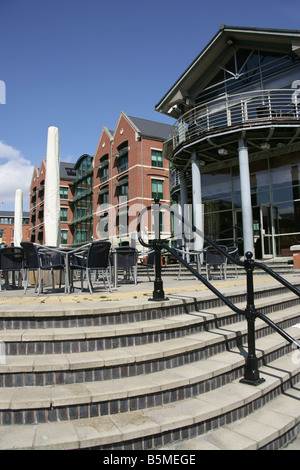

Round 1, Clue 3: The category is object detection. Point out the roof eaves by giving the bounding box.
[155,25,300,114]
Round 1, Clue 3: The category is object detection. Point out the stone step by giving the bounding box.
[1,278,299,326]
[1,277,300,449]
[1,290,299,356]
[1,320,300,427]
[137,259,295,278]
[0,351,299,450]
[1,294,300,386]
[161,373,300,450]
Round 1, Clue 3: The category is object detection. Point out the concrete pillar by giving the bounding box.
[177,170,188,248]
[238,138,254,255]
[191,151,204,252]
[180,170,188,208]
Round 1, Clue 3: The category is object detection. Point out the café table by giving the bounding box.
[37,243,91,294]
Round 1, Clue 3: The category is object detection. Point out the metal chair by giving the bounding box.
[69,241,112,294]
[176,248,202,280]
[21,242,65,294]
[205,245,228,280]
[0,247,25,291]
[142,249,155,281]
[113,247,138,285]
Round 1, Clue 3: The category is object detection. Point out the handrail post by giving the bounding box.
[149,199,168,302]
[149,239,168,301]
[240,252,265,386]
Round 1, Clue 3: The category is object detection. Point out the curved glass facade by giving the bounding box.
[202,150,300,257]
[71,154,93,245]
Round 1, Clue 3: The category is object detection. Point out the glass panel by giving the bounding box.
[60,187,69,199]
[76,230,87,244]
[204,210,234,242]
[201,168,231,184]
[251,191,270,205]
[204,198,232,212]
[271,166,294,188]
[261,205,273,256]
[119,184,128,196]
[60,208,68,221]
[152,179,164,199]
[152,150,163,167]
[276,234,300,256]
[61,230,68,244]
[274,201,300,233]
[250,172,269,192]
[202,179,231,199]
[272,187,295,203]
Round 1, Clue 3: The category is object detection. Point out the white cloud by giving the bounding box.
[0,141,34,211]
[62,154,75,163]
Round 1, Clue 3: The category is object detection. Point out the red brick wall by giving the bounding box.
[92,113,170,244]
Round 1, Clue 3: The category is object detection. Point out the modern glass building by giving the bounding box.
[70,154,94,245]
[155,26,300,258]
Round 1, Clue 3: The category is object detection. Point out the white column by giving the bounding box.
[177,170,188,248]
[180,170,188,208]
[44,126,61,247]
[238,138,254,255]
[14,189,23,247]
[191,151,203,252]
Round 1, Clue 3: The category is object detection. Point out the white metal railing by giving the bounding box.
[172,89,300,149]
[170,169,193,192]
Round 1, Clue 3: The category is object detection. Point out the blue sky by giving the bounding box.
[0,0,300,210]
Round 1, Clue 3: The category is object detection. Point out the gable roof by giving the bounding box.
[60,161,76,180]
[0,210,30,218]
[155,25,300,118]
[127,115,173,140]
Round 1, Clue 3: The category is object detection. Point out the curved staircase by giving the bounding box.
[1,275,300,450]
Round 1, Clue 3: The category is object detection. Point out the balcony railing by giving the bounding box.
[172,89,300,149]
[170,169,192,192]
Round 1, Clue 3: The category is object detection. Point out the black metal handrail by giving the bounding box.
[137,200,300,386]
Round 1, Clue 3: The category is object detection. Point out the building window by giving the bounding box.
[0,217,14,225]
[100,155,109,182]
[152,211,164,232]
[76,230,87,244]
[76,208,87,219]
[60,187,69,199]
[61,230,68,245]
[118,182,128,204]
[116,207,129,238]
[117,143,128,174]
[60,207,68,222]
[152,179,164,200]
[100,193,109,206]
[152,150,163,167]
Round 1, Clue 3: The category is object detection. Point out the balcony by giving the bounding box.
[171,89,300,157]
[170,169,192,193]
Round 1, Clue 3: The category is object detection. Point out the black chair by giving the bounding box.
[21,242,65,294]
[69,241,112,294]
[176,247,202,280]
[142,250,155,281]
[0,247,25,291]
[205,246,228,280]
[113,247,138,285]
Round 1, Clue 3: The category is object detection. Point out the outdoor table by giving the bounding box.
[38,244,91,293]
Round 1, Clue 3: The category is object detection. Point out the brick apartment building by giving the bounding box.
[93,112,173,248]
[0,210,30,247]
[29,159,76,245]
[27,112,173,247]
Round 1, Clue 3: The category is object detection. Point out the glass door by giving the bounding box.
[260,204,274,258]
[234,205,275,259]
